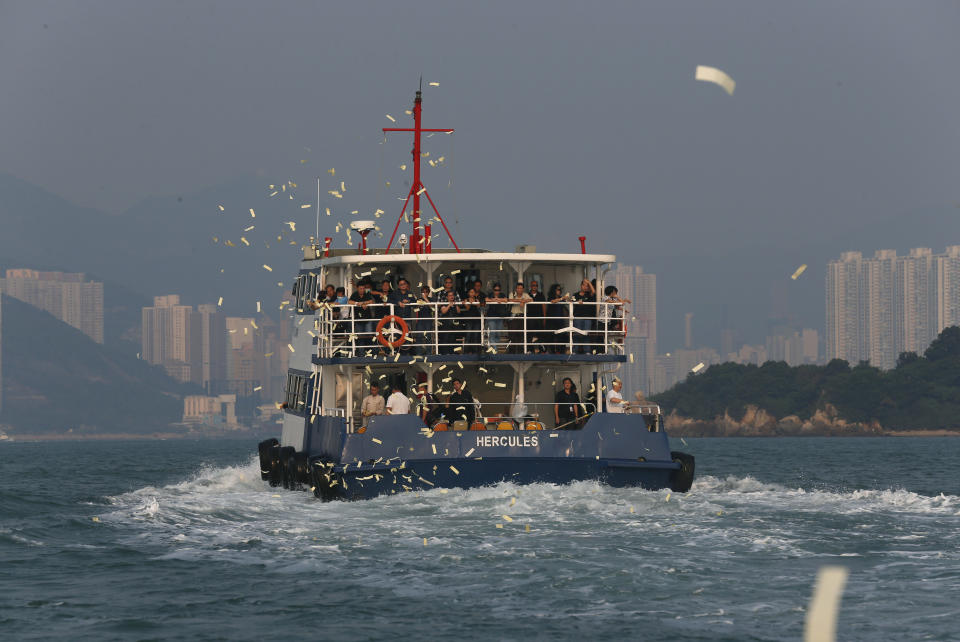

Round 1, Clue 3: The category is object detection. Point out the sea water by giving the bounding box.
[0,437,957,640]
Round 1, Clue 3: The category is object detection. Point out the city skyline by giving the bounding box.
[826,246,960,369]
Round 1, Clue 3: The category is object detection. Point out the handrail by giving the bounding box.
[314,300,627,359]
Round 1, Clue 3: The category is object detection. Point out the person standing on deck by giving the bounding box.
[446,378,475,424]
[508,282,533,352]
[572,279,596,354]
[554,377,580,429]
[417,383,440,424]
[486,283,508,350]
[386,386,411,415]
[605,379,628,413]
[360,383,385,428]
[349,282,375,344]
[528,280,547,352]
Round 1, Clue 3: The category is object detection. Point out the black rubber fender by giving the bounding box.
[310,458,338,502]
[278,446,296,489]
[258,438,279,481]
[670,451,695,493]
[291,452,311,486]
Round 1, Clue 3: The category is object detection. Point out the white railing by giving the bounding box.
[314,301,627,358]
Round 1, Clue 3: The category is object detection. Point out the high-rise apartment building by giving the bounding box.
[826,251,862,364]
[142,296,225,386]
[933,246,960,336]
[862,249,896,369]
[614,265,656,397]
[195,304,226,393]
[0,269,103,343]
[827,247,955,368]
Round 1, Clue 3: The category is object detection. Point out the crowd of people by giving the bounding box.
[356,376,642,431]
[312,276,631,354]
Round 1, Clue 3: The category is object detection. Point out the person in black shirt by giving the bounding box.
[349,282,375,344]
[572,279,596,354]
[486,283,507,350]
[438,290,462,353]
[446,378,476,424]
[435,276,459,303]
[370,279,391,320]
[460,287,482,353]
[546,283,569,353]
[554,377,581,429]
[528,280,547,352]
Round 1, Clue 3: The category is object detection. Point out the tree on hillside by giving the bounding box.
[924,326,960,361]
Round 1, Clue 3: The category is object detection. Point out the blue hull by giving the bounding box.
[329,456,676,500]
[264,413,694,500]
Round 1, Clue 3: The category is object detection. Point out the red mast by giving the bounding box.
[383,82,459,253]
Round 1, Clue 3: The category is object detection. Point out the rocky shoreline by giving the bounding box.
[662,403,959,437]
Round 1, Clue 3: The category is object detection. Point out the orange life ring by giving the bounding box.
[375,315,409,348]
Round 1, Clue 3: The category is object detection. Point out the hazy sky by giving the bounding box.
[2,0,959,349]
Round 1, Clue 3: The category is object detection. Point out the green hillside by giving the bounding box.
[652,327,960,431]
[1,294,198,434]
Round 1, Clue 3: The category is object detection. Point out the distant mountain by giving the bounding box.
[4,172,960,354]
[0,294,200,434]
[0,173,304,320]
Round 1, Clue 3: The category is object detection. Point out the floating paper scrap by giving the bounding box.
[244,225,254,231]
[691,362,705,373]
[287,222,296,231]
[386,114,396,122]
[249,208,256,217]
[217,204,224,211]
[253,385,262,391]
[256,301,261,312]
[791,264,808,280]
[805,566,849,642]
[217,296,223,306]
[287,343,295,352]
[263,265,273,272]
[428,81,439,87]
[449,465,460,475]
[495,523,503,529]
[502,515,513,522]
[328,168,335,176]
[694,65,736,96]
[372,438,382,444]
[423,538,428,546]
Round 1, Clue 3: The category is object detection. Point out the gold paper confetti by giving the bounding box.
[502,515,513,522]
[694,65,736,96]
[386,114,396,122]
[429,81,439,87]
[791,264,808,280]
[217,204,224,211]
[249,208,256,217]
[805,566,849,642]
[449,465,460,475]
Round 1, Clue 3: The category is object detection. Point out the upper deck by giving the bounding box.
[290,248,628,365]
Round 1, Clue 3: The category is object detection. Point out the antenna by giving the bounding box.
[316,177,321,242]
[382,85,460,254]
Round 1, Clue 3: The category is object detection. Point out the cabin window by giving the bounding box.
[284,372,310,413]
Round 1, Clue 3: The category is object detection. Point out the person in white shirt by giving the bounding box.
[386,386,411,415]
[606,379,628,413]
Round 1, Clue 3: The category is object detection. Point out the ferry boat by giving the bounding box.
[257,87,694,500]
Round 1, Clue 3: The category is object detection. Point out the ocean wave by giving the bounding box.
[690,475,958,516]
